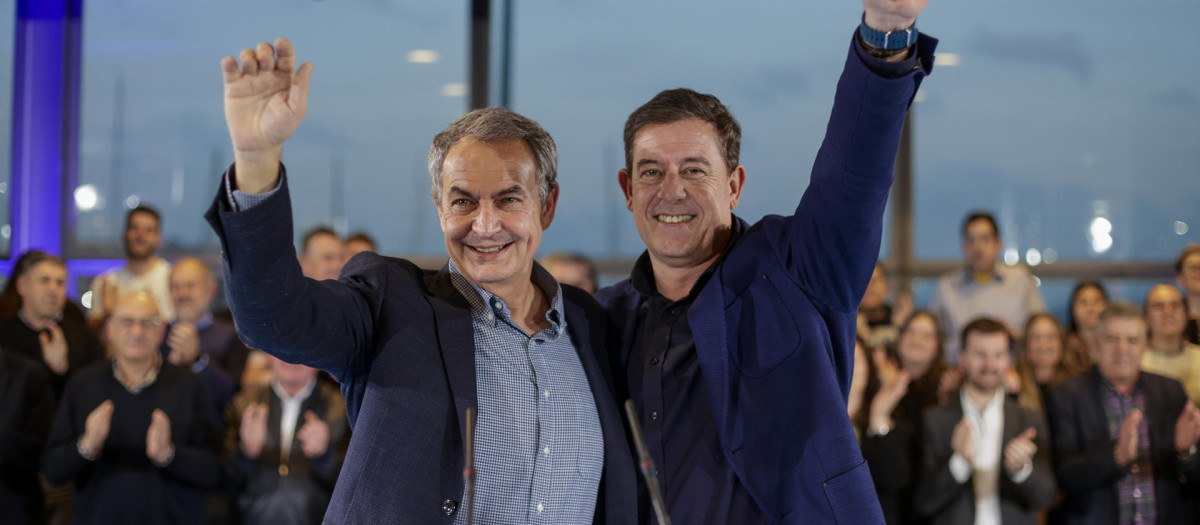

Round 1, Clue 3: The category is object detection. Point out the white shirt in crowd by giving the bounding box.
[89,258,174,321]
[949,388,1033,525]
[272,377,317,460]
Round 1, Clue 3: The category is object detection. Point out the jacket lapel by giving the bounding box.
[427,267,478,441]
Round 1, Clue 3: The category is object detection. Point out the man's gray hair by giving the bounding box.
[1097,301,1145,331]
[427,107,557,205]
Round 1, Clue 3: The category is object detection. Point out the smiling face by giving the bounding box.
[620,118,745,272]
[961,331,1011,393]
[1095,316,1147,387]
[437,136,556,293]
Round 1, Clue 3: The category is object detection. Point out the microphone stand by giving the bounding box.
[624,400,672,525]
[463,407,477,525]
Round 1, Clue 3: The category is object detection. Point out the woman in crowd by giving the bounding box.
[1064,280,1107,373]
[1015,312,1077,414]
[860,311,949,525]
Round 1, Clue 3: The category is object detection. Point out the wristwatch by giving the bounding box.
[858,13,918,50]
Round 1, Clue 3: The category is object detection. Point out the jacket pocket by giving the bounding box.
[822,460,884,524]
[726,272,802,377]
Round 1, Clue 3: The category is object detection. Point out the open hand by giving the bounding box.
[1175,403,1200,457]
[80,400,114,458]
[951,418,976,464]
[166,322,201,367]
[220,38,313,193]
[239,402,269,458]
[1114,409,1142,467]
[1003,427,1037,476]
[297,410,331,458]
[146,409,174,465]
[39,322,69,375]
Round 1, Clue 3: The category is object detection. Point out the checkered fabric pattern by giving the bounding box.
[1102,380,1157,525]
[449,260,604,524]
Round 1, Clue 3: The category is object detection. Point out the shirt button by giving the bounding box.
[442,499,457,516]
[650,411,659,420]
[1133,488,1141,498]
[543,446,550,456]
[543,390,550,398]
[651,357,660,365]
[537,503,545,513]
[486,313,494,321]
[1131,464,1140,474]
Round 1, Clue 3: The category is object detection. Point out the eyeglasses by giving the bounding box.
[113,317,163,330]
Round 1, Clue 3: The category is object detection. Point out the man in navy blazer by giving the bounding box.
[206,40,635,523]
[594,1,935,522]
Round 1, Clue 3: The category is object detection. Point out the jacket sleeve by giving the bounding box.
[0,363,54,474]
[1044,383,1122,496]
[40,378,93,485]
[912,410,972,519]
[775,34,934,316]
[158,375,220,489]
[204,169,380,383]
[1004,410,1057,510]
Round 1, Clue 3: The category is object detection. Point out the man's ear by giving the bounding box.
[540,182,560,230]
[727,164,747,210]
[618,169,634,211]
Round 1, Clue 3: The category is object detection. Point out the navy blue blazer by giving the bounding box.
[204,179,636,524]
[596,36,934,524]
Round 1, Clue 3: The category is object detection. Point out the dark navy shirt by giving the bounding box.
[625,219,768,524]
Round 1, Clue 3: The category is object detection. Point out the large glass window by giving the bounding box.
[503,1,882,259]
[0,0,15,258]
[74,1,467,258]
[914,2,1200,264]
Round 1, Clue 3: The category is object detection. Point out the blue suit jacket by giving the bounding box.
[596,37,934,524]
[204,179,637,524]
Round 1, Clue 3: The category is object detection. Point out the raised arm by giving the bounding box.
[207,40,379,380]
[781,0,933,313]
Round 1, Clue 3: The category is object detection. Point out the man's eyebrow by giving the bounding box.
[635,159,661,168]
[681,157,712,166]
[495,185,526,198]
[447,186,476,199]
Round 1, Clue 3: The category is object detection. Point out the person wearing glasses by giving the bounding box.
[42,292,220,525]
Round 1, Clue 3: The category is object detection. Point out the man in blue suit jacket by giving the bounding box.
[206,40,635,523]
[594,1,935,523]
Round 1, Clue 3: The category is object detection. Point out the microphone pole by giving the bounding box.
[463,407,477,525]
[624,400,671,525]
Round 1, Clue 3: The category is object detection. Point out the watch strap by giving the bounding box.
[859,13,918,50]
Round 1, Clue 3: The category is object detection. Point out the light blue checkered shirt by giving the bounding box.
[447,260,604,524]
[228,172,605,522]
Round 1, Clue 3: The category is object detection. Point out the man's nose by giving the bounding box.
[661,171,687,201]
[472,202,502,235]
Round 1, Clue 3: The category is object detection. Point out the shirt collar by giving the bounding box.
[17,310,62,332]
[112,354,163,394]
[630,214,747,301]
[447,259,566,332]
[193,314,214,331]
[272,377,318,404]
[961,265,1004,285]
[960,387,1005,419]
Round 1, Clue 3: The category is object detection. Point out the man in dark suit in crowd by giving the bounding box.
[224,354,348,525]
[41,292,220,525]
[594,0,934,522]
[1047,301,1200,525]
[0,251,105,397]
[163,257,250,418]
[0,348,55,525]
[205,39,635,523]
[914,318,1055,524]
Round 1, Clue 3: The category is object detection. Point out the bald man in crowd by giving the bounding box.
[42,292,220,525]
